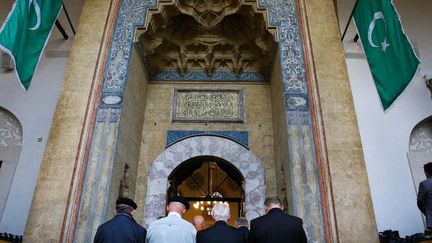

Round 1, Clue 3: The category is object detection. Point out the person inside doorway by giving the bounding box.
[193,215,206,231]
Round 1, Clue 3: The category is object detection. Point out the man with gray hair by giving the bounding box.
[248,196,307,243]
[196,203,246,243]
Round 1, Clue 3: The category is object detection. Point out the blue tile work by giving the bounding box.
[96,0,157,123]
[152,71,267,81]
[257,0,310,114]
[166,130,249,148]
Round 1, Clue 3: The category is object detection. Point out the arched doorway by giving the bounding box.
[168,156,244,226]
[409,116,432,199]
[143,135,265,227]
[0,107,22,220]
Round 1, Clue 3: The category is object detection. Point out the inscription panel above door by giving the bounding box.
[171,89,245,123]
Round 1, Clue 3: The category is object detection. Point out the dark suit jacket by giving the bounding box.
[197,221,246,243]
[418,178,432,228]
[94,213,147,243]
[248,208,307,243]
[238,226,249,241]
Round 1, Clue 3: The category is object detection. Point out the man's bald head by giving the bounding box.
[192,215,205,231]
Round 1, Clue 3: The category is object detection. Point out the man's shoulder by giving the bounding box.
[97,215,121,229]
[96,219,111,232]
[197,226,213,235]
[285,214,303,224]
[250,214,267,225]
[251,211,303,225]
[148,217,168,228]
[198,223,238,237]
[421,178,432,184]
[97,214,141,231]
[149,215,194,229]
[131,219,146,231]
[420,179,432,189]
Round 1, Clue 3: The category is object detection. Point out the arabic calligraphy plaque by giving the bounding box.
[172,89,245,123]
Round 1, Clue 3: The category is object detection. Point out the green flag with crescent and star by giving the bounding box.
[353,0,420,110]
[0,0,63,90]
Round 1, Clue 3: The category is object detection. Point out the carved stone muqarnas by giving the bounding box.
[136,0,277,79]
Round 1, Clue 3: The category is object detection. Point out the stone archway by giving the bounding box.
[0,107,23,220]
[408,116,432,199]
[143,135,265,226]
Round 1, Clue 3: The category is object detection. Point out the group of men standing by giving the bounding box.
[94,196,307,243]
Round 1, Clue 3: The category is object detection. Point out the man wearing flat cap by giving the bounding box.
[146,196,197,243]
[94,197,146,243]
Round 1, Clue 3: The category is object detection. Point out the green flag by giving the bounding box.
[353,0,420,110]
[0,0,63,90]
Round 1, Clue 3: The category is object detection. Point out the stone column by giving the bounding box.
[23,0,113,242]
[301,0,379,241]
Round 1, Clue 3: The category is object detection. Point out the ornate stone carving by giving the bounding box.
[0,108,22,146]
[136,1,276,79]
[175,0,241,29]
[410,118,432,153]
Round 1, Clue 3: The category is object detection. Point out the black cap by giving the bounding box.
[116,197,137,209]
[168,196,190,210]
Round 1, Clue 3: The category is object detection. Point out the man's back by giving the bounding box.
[248,208,307,243]
[196,221,246,243]
[238,226,249,241]
[94,213,146,243]
[146,213,196,243]
[418,178,432,226]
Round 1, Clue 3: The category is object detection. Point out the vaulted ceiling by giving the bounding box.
[136,0,277,80]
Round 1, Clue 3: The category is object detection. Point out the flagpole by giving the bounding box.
[341,0,358,41]
[62,1,76,35]
[55,20,69,40]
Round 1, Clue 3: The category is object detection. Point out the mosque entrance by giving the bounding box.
[143,135,266,227]
[168,156,244,226]
[68,0,330,240]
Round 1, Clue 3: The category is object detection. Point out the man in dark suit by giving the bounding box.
[235,217,249,241]
[248,197,307,243]
[94,197,147,243]
[197,204,246,243]
[418,162,432,238]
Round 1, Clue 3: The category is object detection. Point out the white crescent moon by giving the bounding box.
[28,0,41,31]
[368,11,385,48]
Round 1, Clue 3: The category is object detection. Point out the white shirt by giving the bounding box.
[146,213,196,243]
